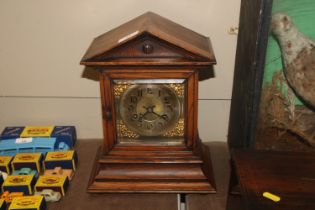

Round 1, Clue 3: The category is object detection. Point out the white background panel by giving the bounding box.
[198,100,231,141]
[0,98,231,142]
[0,0,240,98]
[0,0,240,141]
[0,97,103,139]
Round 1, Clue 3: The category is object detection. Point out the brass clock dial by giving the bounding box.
[119,84,181,136]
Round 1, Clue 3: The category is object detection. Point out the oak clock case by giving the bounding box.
[80,12,217,193]
[115,79,185,144]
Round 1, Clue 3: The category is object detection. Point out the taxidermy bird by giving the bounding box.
[271,13,315,108]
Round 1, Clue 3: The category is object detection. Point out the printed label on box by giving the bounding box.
[15,138,33,144]
[1,126,76,148]
[9,196,44,210]
[14,153,41,162]
[44,150,77,170]
[20,126,54,137]
[35,175,69,196]
[7,176,29,185]
[3,175,35,195]
[12,153,42,172]
[46,151,74,161]
[0,127,24,140]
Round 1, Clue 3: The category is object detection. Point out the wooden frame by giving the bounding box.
[100,69,197,151]
[228,0,273,149]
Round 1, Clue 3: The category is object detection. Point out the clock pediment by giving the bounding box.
[80,12,216,66]
[82,33,208,63]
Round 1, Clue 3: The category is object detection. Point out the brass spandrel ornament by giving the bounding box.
[168,83,185,97]
[116,120,139,138]
[117,82,184,140]
[113,83,131,98]
[163,118,185,137]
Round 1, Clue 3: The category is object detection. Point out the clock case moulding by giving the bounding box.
[80,12,217,193]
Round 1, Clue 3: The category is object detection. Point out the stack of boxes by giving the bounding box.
[0,126,77,210]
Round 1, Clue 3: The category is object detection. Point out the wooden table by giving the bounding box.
[231,150,315,210]
[46,140,235,210]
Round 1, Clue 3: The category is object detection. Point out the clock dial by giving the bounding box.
[119,84,181,136]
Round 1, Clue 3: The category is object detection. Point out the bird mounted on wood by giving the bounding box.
[271,13,315,109]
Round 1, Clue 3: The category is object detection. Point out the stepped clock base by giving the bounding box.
[87,142,216,193]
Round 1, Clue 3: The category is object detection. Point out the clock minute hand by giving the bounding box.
[151,110,169,121]
[143,105,168,121]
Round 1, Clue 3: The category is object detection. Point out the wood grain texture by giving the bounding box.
[187,142,239,210]
[88,144,216,193]
[95,164,206,180]
[81,12,216,63]
[228,0,273,149]
[46,140,241,210]
[232,149,315,210]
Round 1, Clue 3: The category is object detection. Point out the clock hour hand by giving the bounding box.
[141,106,149,116]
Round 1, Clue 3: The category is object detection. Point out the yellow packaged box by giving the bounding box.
[12,153,42,172]
[2,175,35,195]
[20,126,54,137]
[0,156,13,174]
[35,175,69,196]
[44,150,77,171]
[0,199,6,210]
[9,196,46,210]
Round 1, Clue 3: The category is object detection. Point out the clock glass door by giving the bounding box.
[113,79,186,145]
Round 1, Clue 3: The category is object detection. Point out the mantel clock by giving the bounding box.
[81,12,217,193]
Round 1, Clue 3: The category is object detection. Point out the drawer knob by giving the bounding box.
[142,44,154,54]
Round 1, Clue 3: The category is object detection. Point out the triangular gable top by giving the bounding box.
[81,12,216,66]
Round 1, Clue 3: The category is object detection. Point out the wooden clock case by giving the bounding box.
[81,12,217,193]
